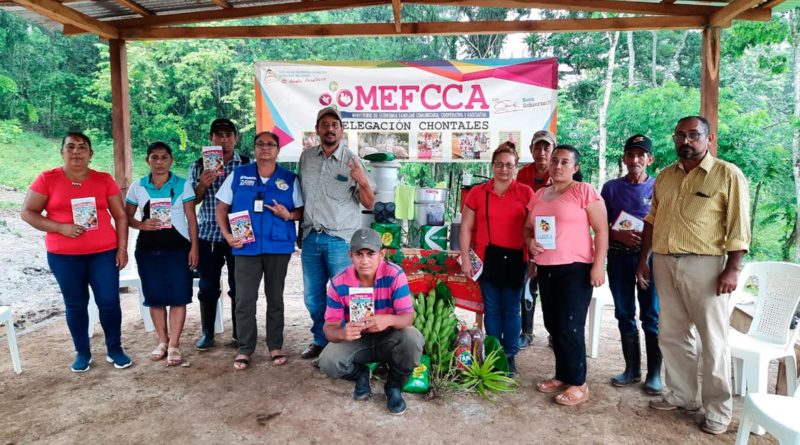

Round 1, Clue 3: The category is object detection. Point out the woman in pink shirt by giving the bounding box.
[524,144,608,406]
[21,132,131,372]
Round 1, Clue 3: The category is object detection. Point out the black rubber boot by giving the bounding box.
[611,332,641,386]
[643,333,663,395]
[385,368,408,415]
[195,300,216,351]
[351,365,372,401]
[519,290,535,349]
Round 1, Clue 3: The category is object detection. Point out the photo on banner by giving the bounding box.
[254,59,558,162]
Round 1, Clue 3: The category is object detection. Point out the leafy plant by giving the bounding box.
[455,349,517,399]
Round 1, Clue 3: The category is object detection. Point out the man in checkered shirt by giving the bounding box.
[188,118,250,351]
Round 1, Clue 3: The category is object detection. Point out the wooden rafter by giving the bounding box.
[709,0,766,26]
[392,0,402,32]
[57,0,770,35]
[118,15,709,40]
[10,0,119,38]
[758,0,785,9]
[115,0,153,16]
[210,0,232,8]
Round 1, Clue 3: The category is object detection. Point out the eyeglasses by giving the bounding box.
[672,131,706,142]
[493,161,517,170]
[255,142,279,149]
[64,144,90,152]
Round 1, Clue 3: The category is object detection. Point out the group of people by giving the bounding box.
[20,110,750,426]
[458,115,750,435]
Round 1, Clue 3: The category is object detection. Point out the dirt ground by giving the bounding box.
[0,189,779,445]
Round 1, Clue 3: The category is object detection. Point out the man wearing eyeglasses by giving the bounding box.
[636,116,750,435]
[297,106,376,361]
[189,118,251,351]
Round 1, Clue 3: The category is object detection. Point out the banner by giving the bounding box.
[255,59,558,162]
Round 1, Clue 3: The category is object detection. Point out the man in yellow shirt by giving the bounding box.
[636,116,750,435]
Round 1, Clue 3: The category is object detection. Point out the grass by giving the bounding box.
[0,130,190,191]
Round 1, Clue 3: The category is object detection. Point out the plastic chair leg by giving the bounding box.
[5,316,21,374]
[137,283,155,332]
[744,359,770,435]
[785,354,798,397]
[734,399,753,445]
[587,296,601,358]
[214,297,224,334]
[87,291,99,338]
[733,357,745,396]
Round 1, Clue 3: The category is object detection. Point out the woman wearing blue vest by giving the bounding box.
[125,141,199,367]
[216,131,304,370]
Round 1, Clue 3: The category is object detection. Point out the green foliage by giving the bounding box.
[454,349,518,399]
[0,119,22,144]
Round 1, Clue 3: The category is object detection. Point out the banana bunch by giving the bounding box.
[413,287,458,371]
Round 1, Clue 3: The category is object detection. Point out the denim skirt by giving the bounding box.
[135,249,193,307]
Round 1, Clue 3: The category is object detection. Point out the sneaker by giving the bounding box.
[700,419,727,435]
[106,349,133,369]
[300,343,324,360]
[649,398,699,412]
[518,334,532,350]
[385,387,406,415]
[70,354,92,373]
[353,368,372,401]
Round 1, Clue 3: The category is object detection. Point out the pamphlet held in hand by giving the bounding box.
[202,145,224,177]
[150,197,172,229]
[535,216,556,250]
[228,210,255,244]
[456,249,484,281]
[349,287,374,323]
[612,210,644,232]
[71,197,98,231]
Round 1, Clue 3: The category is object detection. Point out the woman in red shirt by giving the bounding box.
[460,142,533,377]
[21,132,132,372]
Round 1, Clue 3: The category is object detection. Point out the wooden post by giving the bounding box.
[109,39,132,189]
[700,26,720,156]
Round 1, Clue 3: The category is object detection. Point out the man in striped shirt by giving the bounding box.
[319,228,423,415]
[636,116,750,435]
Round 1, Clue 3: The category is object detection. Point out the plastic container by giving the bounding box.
[415,188,448,203]
[449,222,461,250]
[414,202,445,226]
[370,160,401,193]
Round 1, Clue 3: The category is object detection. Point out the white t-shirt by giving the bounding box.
[125,174,195,240]
[216,174,304,208]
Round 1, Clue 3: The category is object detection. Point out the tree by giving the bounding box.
[597,31,620,186]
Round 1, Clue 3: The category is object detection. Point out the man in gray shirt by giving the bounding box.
[298,106,375,360]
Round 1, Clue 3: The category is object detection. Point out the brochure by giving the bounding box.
[202,145,224,177]
[456,248,484,281]
[228,210,255,244]
[70,197,98,231]
[150,197,172,229]
[348,287,374,323]
[535,216,556,250]
[612,210,644,232]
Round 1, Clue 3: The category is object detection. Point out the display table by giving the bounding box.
[386,248,483,313]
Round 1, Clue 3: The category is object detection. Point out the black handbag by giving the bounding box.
[480,190,526,288]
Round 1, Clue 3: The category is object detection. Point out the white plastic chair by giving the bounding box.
[731,262,800,399]
[587,281,615,359]
[735,376,800,445]
[0,306,22,374]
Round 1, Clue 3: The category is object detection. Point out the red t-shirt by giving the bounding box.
[30,167,121,255]
[516,163,551,192]
[464,179,533,261]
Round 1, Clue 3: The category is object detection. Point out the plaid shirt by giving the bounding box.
[188,152,248,242]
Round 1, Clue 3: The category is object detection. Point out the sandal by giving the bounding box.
[554,383,590,406]
[150,343,168,361]
[233,355,251,370]
[270,350,287,366]
[537,378,566,393]
[166,347,182,367]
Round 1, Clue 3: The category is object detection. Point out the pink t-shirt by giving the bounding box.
[527,181,601,266]
[29,167,121,255]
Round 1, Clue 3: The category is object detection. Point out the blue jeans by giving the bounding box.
[301,231,351,347]
[478,280,522,358]
[47,249,122,356]
[607,251,659,336]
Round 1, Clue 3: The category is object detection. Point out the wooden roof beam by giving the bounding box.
[210,0,233,8]
[405,0,770,21]
[114,0,153,16]
[10,0,119,38]
[709,0,767,26]
[392,0,402,32]
[119,15,709,40]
